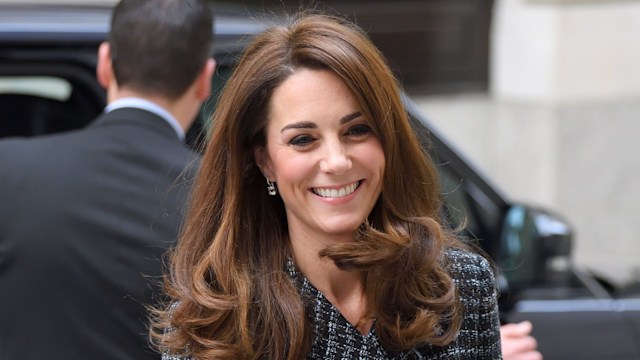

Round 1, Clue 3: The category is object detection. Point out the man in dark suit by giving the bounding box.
[0,0,215,359]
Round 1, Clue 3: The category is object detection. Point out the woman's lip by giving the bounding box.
[311,180,362,198]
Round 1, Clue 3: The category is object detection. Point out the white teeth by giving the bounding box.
[313,182,359,198]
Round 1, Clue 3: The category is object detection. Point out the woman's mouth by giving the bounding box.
[312,181,361,198]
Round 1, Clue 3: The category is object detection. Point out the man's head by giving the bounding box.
[104,0,214,100]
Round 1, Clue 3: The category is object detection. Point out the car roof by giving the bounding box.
[0,1,266,54]
[0,0,118,5]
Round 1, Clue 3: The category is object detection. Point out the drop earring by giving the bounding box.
[266,179,277,196]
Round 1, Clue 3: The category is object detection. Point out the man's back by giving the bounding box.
[0,0,214,357]
[0,108,198,359]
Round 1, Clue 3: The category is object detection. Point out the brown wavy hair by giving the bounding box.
[151,12,463,360]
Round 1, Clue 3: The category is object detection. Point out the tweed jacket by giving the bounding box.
[163,248,502,359]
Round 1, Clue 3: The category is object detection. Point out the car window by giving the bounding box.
[0,76,77,137]
[0,64,104,139]
[0,76,72,101]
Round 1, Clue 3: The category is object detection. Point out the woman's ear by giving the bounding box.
[254,146,274,180]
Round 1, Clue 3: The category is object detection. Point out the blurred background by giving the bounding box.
[239,0,640,289]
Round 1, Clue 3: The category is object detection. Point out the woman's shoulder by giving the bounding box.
[444,247,494,275]
[444,247,497,307]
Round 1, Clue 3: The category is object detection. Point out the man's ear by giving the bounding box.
[254,146,274,181]
[196,58,216,101]
[96,42,113,90]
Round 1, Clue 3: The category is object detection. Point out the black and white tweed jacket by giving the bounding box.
[163,248,502,360]
[286,248,502,360]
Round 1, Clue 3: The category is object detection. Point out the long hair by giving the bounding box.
[151,13,463,359]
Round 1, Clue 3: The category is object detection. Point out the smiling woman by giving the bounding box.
[151,12,502,360]
[256,68,386,248]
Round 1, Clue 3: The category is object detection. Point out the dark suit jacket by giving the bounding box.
[0,108,200,360]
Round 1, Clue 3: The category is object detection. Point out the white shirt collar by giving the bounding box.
[104,97,185,141]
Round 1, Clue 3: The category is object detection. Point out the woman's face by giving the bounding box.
[256,68,385,242]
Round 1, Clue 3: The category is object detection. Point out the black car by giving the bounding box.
[1,2,639,358]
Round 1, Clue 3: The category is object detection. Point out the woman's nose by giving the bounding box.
[319,143,352,174]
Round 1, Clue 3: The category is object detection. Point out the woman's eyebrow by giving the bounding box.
[280,121,316,133]
[280,112,363,133]
[340,111,362,125]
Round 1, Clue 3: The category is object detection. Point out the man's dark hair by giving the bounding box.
[110,0,214,100]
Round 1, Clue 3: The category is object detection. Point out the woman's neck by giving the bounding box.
[288,231,372,334]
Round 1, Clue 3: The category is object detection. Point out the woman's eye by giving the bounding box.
[288,134,315,147]
[346,124,371,137]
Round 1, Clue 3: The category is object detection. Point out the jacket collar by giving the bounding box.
[90,107,182,142]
